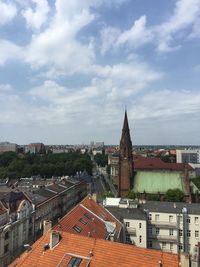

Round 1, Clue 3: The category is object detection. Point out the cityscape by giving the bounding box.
[1,1,200,267]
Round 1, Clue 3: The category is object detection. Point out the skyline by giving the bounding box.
[1,0,200,145]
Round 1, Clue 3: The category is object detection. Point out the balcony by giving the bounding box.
[149,234,177,243]
[127,227,136,236]
[149,220,177,229]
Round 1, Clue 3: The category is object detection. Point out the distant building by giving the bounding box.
[0,142,17,153]
[25,143,45,154]
[177,149,200,164]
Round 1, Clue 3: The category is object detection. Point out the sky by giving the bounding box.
[0,0,200,145]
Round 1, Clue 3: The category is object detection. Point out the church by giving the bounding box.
[115,111,197,200]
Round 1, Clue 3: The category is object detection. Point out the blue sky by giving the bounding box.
[0,0,200,145]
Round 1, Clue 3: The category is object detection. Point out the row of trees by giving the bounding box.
[0,152,93,179]
[126,188,185,202]
[94,152,108,167]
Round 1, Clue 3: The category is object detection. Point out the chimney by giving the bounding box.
[180,253,190,267]
[173,203,176,209]
[43,220,52,235]
[50,231,61,249]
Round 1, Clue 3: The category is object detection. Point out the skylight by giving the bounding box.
[73,225,82,233]
[67,257,82,267]
[84,212,92,220]
[79,218,87,225]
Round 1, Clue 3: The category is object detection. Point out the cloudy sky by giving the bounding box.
[0,0,200,145]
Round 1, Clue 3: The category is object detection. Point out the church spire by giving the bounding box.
[118,110,134,197]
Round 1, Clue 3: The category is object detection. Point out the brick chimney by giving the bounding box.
[43,220,52,235]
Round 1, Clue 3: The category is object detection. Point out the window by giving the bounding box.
[73,225,82,233]
[139,223,142,229]
[125,222,130,227]
[179,243,183,250]
[169,215,173,222]
[149,227,152,234]
[156,228,160,235]
[126,235,131,243]
[4,244,9,254]
[4,232,9,240]
[179,229,183,237]
[139,235,142,243]
[67,257,82,267]
[149,214,152,220]
[155,214,159,221]
[170,243,173,250]
[187,230,191,237]
[79,218,87,225]
[162,242,166,249]
[195,231,199,238]
[148,241,152,248]
[169,229,174,236]
[178,215,183,223]
[187,216,190,223]
[195,217,199,224]
[84,213,92,220]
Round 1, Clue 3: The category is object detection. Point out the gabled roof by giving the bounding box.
[134,157,194,171]
[53,195,121,239]
[10,231,179,267]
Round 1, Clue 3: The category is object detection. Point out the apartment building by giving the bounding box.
[176,149,200,164]
[0,178,87,267]
[104,198,200,266]
[0,192,34,267]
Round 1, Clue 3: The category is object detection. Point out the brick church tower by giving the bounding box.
[118,111,134,197]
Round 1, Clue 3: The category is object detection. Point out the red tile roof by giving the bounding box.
[10,231,179,267]
[134,157,194,171]
[53,195,121,239]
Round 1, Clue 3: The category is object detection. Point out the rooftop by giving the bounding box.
[10,231,179,267]
[53,195,122,239]
[134,157,194,171]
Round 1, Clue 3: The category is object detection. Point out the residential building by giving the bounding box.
[25,143,46,154]
[176,149,200,164]
[9,230,180,267]
[0,142,17,153]
[0,178,87,267]
[104,197,200,265]
[0,192,34,267]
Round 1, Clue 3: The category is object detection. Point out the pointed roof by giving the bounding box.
[122,110,129,132]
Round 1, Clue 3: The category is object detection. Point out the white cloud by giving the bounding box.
[0,40,23,65]
[0,1,17,25]
[22,0,50,30]
[101,0,200,53]
[116,16,152,48]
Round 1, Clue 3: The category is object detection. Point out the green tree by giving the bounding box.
[164,189,184,202]
[125,191,137,199]
[103,191,114,198]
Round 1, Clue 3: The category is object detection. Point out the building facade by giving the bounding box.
[104,198,200,266]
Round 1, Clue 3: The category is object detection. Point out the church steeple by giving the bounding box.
[118,110,134,197]
[120,110,133,159]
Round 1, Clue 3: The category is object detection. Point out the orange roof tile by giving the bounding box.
[53,195,121,239]
[10,231,179,267]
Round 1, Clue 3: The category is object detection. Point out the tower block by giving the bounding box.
[118,111,134,197]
